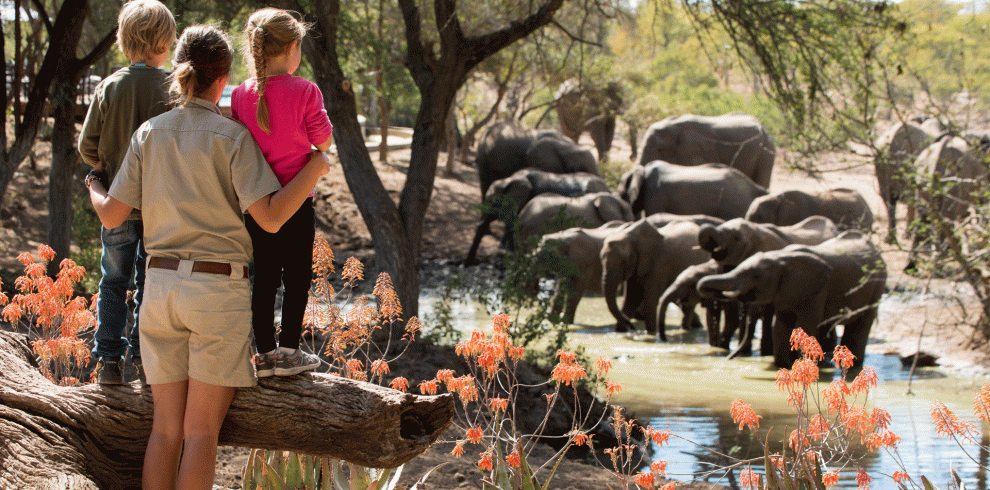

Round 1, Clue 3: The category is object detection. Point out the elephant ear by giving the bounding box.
[636,225,663,279]
[776,252,832,310]
[594,194,629,223]
[617,167,644,215]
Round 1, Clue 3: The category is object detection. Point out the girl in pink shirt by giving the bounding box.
[231,8,333,377]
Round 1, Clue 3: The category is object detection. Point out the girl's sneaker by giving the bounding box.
[273,348,322,376]
[254,352,277,378]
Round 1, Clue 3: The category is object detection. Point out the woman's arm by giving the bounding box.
[247,150,330,233]
[88,178,134,229]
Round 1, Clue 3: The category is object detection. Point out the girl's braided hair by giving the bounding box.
[243,8,308,133]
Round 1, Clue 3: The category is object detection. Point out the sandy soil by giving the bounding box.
[2,129,989,490]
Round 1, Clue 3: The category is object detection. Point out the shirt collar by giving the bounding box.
[186,97,222,115]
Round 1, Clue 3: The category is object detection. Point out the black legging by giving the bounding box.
[245,198,314,353]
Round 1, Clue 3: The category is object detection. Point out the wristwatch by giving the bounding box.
[85,168,108,189]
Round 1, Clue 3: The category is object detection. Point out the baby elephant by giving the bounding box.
[745,188,873,231]
[697,230,887,368]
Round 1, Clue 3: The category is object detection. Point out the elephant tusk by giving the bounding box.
[722,291,741,299]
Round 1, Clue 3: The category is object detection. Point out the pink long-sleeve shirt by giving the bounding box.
[231,74,333,187]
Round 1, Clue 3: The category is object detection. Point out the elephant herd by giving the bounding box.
[468,113,888,368]
[872,117,990,268]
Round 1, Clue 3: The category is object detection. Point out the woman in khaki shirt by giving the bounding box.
[87,25,329,490]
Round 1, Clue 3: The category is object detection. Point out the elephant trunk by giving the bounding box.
[656,287,675,342]
[603,265,633,333]
[697,274,738,300]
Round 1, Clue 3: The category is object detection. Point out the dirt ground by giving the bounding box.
[2,129,989,489]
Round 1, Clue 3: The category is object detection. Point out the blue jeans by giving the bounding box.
[94,220,146,360]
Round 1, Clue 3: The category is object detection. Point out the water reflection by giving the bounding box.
[417,290,989,490]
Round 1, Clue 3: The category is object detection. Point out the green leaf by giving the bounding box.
[350,463,371,490]
[284,452,304,488]
[258,450,288,490]
[370,467,392,490]
[243,448,259,489]
[921,475,938,490]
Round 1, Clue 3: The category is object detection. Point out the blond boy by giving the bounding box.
[78,0,175,385]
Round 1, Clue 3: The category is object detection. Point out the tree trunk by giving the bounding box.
[47,80,81,277]
[0,330,454,490]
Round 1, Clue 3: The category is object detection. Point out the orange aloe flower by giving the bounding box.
[606,380,623,395]
[833,345,856,371]
[892,471,909,484]
[790,358,819,387]
[730,399,761,431]
[371,359,389,376]
[341,256,364,283]
[865,430,901,451]
[466,426,484,444]
[650,460,668,477]
[808,414,831,441]
[850,367,878,395]
[659,483,676,490]
[572,428,589,446]
[436,369,455,385]
[489,397,508,412]
[932,401,978,441]
[477,452,493,471]
[822,470,839,488]
[856,468,872,489]
[556,349,577,364]
[740,467,758,490]
[551,360,586,386]
[418,379,438,395]
[450,442,465,458]
[506,450,520,468]
[507,345,525,360]
[491,313,510,333]
[974,382,990,422]
[596,357,612,376]
[390,376,409,392]
[634,471,656,488]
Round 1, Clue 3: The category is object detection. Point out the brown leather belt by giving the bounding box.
[148,257,248,277]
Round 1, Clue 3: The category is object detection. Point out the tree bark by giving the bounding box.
[0,330,454,490]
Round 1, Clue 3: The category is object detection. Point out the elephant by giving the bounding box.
[601,219,711,334]
[635,113,777,189]
[656,259,719,342]
[907,135,989,270]
[475,121,599,198]
[555,79,624,162]
[697,230,887,368]
[696,216,840,357]
[617,161,768,220]
[535,221,631,324]
[464,169,610,264]
[516,192,634,250]
[874,117,944,241]
[744,188,874,231]
[645,213,725,230]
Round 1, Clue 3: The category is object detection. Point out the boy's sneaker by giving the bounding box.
[132,357,147,385]
[96,356,124,385]
[273,349,322,376]
[254,352,277,378]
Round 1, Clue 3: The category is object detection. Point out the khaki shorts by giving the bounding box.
[140,261,256,387]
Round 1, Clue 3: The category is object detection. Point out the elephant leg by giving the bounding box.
[465,215,497,265]
[759,307,775,356]
[772,310,798,369]
[705,300,723,347]
[563,288,583,325]
[622,282,645,320]
[841,309,877,367]
[718,302,743,350]
[727,306,757,360]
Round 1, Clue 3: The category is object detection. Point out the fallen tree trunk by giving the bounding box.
[0,330,454,490]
